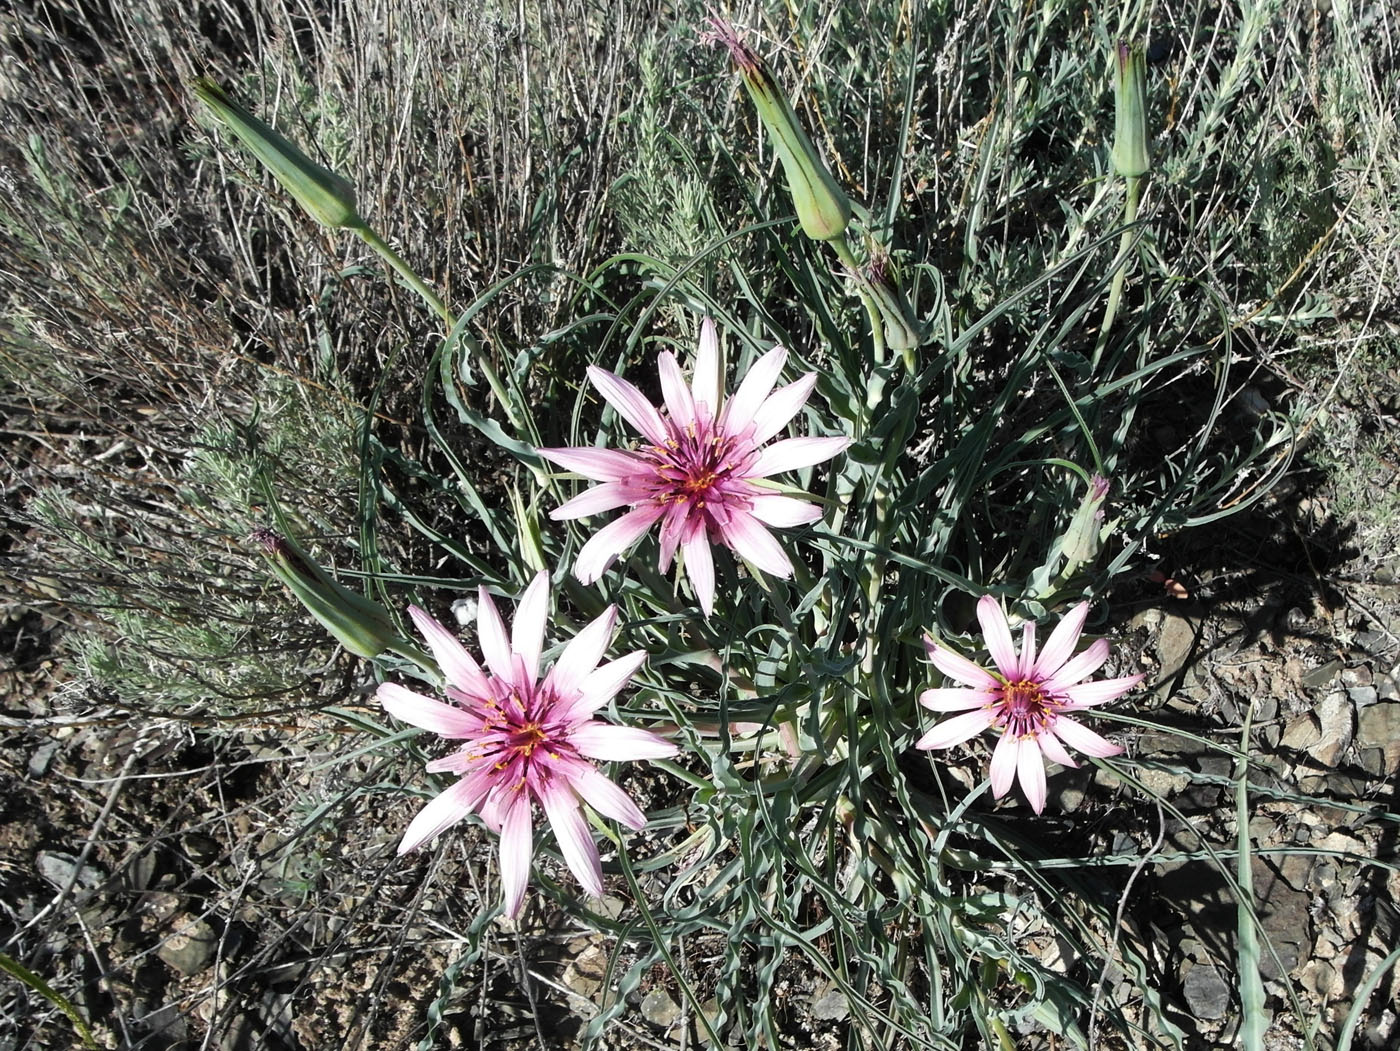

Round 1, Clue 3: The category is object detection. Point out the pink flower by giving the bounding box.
[538,318,851,614]
[378,572,678,917]
[916,596,1142,813]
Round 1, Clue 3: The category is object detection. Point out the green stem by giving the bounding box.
[355,223,520,428]
[1092,175,1142,370]
[354,223,454,329]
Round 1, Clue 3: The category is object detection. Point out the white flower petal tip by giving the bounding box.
[536,318,847,613]
[916,600,1140,812]
[379,580,673,917]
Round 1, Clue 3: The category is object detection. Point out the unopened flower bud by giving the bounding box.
[1060,474,1112,567]
[706,17,852,241]
[194,78,364,229]
[252,527,398,658]
[861,255,921,360]
[1112,42,1151,179]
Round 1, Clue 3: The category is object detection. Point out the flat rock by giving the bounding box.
[639,988,680,1029]
[1307,692,1353,767]
[1181,963,1231,1019]
[156,914,218,976]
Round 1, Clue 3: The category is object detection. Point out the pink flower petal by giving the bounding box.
[396,770,494,854]
[989,733,1020,798]
[682,528,716,614]
[477,586,514,680]
[552,482,644,521]
[1058,673,1143,708]
[720,345,787,436]
[1043,638,1111,691]
[924,639,1001,689]
[567,650,649,719]
[407,606,490,696]
[976,596,1020,680]
[1036,730,1077,769]
[748,435,851,478]
[537,445,646,482]
[918,687,994,712]
[511,572,551,685]
[586,365,669,446]
[548,605,617,697]
[748,493,823,528]
[379,682,480,738]
[1051,716,1123,757]
[1031,602,1090,679]
[541,784,604,899]
[570,723,678,761]
[498,792,534,918]
[750,373,818,445]
[1018,621,1037,679]
[657,350,697,428]
[573,504,666,584]
[567,763,647,830]
[1017,738,1048,813]
[915,707,995,750]
[691,318,722,416]
[719,513,794,577]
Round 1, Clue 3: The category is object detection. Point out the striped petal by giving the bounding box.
[915,707,995,750]
[570,723,678,761]
[511,572,551,684]
[976,596,1020,679]
[682,528,716,615]
[1051,716,1124,758]
[751,373,818,445]
[498,792,534,918]
[541,786,603,899]
[1031,602,1090,679]
[658,350,697,428]
[477,586,514,680]
[573,504,665,584]
[587,365,668,446]
[719,514,794,577]
[924,639,1000,689]
[748,493,822,528]
[748,435,851,478]
[548,605,617,697]
[691,318,722,416]
[408,606,490,697]
[538,445,646,482]
[551,481,643,521]
[721,345,787,436]
[379,682,480,737]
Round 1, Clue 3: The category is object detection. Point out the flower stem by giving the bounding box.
[1092,174,1142,370]
[354,223,454,329]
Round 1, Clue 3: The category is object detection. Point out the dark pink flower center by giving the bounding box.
[647,421,750,510]
[998,680,1053,738]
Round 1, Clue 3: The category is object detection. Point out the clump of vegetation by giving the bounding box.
[3,1,1399,1049]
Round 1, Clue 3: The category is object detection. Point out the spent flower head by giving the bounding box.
[538,318,850,615]
[378,572,678,917]
[916,596,1142,813]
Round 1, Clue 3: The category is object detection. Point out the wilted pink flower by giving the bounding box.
[539,318,851,614]
[378,572,677,917]
[916,596,1142,813]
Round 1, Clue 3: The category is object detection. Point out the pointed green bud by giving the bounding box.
[861,254,922,361]
[707,17,852,241]
[1060,474,1112,567]
[252,528,398,658]
[194,78,364,229]
[1112,42,1151,179]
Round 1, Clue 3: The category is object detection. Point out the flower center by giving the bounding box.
[651,424,743,509]
[999,680,1052,738]
[507,721,548,757]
